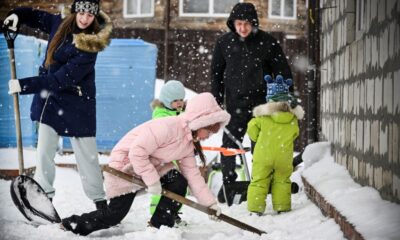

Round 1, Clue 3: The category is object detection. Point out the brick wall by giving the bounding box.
[319,0,400,203]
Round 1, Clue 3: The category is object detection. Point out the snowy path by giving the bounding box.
[0,166,345,240]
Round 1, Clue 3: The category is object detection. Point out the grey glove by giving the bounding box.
[4,13,19,31]
[8,79,21,95]
[146,180,162,195]
[209,203,221,221]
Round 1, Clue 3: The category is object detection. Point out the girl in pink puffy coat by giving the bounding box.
[61,92,231,236]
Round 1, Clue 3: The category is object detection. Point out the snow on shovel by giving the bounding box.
[102,165,266,235]
[10,175,61,224]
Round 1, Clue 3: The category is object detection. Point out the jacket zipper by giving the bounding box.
[39,37,67,123]
[76,86,83,96]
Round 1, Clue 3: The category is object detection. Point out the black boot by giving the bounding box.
[217,187,226,203]
[217,172,238,203]
[95,200,108,215]
[291,182,299,194]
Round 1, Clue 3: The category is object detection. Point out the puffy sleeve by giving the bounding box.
[128,123,169,186]
[19,51,97,94]
[210,39,226,107]
[178,155,216,207]
[8,7,59,34]
[247,117,261,142]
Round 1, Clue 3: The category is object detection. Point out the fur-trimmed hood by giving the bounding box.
[62,8,112,53]
[180,92,231,131]
[253,102,305,120]
[150,99,164,110]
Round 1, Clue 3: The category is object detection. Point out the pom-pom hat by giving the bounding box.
[265,74,299,108]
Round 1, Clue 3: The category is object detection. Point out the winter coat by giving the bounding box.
[104,92,230,207]
[211,2,292,110]
[10,7,112,137]
[246,102,304,212]
[151,99,180,119]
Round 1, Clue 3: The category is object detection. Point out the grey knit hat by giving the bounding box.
[159,80,185,109]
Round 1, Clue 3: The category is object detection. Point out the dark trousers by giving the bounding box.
[221,104,254,183]
[62,169,188,236]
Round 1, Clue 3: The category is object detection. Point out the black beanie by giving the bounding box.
[71,0,100,15]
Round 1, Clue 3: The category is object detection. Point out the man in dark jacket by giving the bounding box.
[211,2,293,203]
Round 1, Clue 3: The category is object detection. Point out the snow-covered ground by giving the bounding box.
[0,80,399,239]
[0,152,345,240]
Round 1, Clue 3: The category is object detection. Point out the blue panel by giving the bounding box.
[64,38,157,151]
[0,37,157,152]
[0,35,47,148]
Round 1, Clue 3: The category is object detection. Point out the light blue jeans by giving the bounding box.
[34,123,105,202]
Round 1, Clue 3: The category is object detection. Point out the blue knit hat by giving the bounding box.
[159,80,185,109]
[265,75,298,107]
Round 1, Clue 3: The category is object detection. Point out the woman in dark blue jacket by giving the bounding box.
[4,0,112,210]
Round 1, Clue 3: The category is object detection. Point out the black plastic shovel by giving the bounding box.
[3,22,61,224]
[3,19,24,175]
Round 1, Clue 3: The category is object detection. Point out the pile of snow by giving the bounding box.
[302,141,331,169]
[302,142,400,240]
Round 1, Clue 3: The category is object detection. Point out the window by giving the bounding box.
[123,0,154,18]
[269,0,297,19]
[179,0,239,17]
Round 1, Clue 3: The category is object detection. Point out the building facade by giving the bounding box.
[0,0,310,149]
[319,0,400,203]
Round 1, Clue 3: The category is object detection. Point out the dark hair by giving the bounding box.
[44,13,100,68]
[204,123,220,134]
[192,131,206,167]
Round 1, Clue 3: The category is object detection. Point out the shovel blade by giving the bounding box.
[10,175,61,224]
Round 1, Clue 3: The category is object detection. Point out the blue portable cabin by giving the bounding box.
[0,36,157,152]
[0,35,46,148]
[65,38,158,151]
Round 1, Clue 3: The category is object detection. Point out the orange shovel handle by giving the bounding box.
[202,146,246,156]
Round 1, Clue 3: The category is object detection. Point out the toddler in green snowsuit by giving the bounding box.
[246,75,304,214]
[149,80,186,216]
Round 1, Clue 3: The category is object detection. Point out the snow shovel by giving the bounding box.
[102,165,266,235]
[10,175,62,224]
[3,18,24,174]
[219,128,251,206]
[3,22,60,224]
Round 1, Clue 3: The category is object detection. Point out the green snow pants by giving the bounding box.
[247,156,293,213]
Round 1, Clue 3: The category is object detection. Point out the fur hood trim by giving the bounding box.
[150,99,164,110]
[62,8,112,53]
[73,11,112,52]
[253,102,304,120]
[180,93,231,132]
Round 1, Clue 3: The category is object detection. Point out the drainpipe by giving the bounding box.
[307,0,321,143]
[163,0,171,81]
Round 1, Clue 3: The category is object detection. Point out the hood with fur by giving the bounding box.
[253,102,305,120]
[180,92,231,131]
[63,8,112,53]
